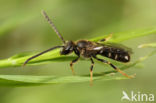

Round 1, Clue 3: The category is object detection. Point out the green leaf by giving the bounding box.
[0,27,156,68]
[0,50,155,87]
[0,75,126,87]
[0,27,156,86]
[91,27,156,43]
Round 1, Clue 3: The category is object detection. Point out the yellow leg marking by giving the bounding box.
[70,62,75,75]
[99,34,112,42]
[105,34,112,41]
[90,70,93,86]
[116,68,135,79]
[107,62,135,79]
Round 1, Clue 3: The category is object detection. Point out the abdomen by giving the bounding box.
[99,47,130,62]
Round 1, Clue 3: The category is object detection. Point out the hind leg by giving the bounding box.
[99,34,112,42]
[93,56,134,78]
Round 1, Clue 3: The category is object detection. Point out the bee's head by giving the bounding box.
[60,41,75,55]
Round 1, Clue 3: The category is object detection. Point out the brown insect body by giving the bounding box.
[70,40,130,62]
[23,10,134,85]
[76,40,99,58]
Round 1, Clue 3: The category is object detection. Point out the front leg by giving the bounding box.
[70,56,80,75]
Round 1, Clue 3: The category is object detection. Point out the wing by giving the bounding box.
[99,42,133,54]
[94,42,132,62]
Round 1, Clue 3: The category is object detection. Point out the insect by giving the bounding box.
[23,10,134,85]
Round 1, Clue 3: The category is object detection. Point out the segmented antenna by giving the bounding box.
[23,46,63,66]
[41,10,66,44]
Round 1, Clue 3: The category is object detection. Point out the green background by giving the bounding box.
[0,0,156,103]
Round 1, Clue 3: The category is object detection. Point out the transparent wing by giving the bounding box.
[98,42,133,54]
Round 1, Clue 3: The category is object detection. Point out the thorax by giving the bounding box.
[76,40,98,58]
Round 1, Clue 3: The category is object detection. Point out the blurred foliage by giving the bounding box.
[0,0,156,103]
[138,42,156,48]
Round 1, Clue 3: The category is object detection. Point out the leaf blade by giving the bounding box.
[0,27,156,68]
[0,50,155,86]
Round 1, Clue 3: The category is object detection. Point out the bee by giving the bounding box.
[23,10,134,85]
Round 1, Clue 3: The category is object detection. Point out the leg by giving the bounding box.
[70,56,80,75]
[93,56,134,78]
[99,34,112,42]
[90,58,94,86]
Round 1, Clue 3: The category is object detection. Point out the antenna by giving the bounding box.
[41,10,66,44]
[23,46,63,66]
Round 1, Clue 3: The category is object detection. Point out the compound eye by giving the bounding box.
[64,50,70,54]
[60,41,74,55]
[60,47,73,55]
[60,50,68,55]
[65,45,72,50]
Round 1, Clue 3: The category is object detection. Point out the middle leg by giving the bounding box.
[90,58,94,85]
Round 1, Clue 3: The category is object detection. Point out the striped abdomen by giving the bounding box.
[99,47,130,62]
